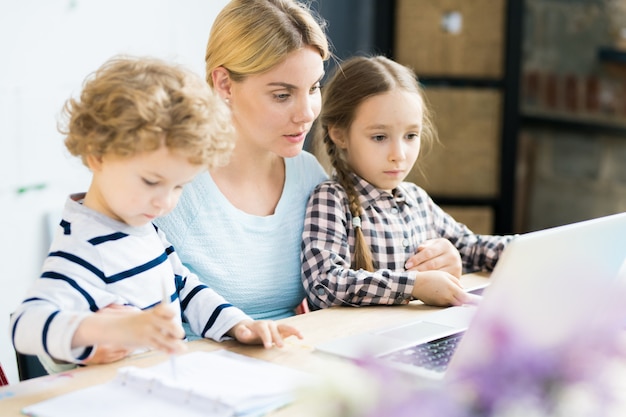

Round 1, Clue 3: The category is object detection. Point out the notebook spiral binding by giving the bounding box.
[116,366,234,416]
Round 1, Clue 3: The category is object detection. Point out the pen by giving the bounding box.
[161,280,178,380]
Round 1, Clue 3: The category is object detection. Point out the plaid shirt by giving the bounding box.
[301,173,513,309]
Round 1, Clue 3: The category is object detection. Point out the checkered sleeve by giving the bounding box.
[301,182,415,309]
[424,195,513,272]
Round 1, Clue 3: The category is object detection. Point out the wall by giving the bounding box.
[0,0,228,384]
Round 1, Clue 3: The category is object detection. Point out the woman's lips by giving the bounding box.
[284,131,306,144]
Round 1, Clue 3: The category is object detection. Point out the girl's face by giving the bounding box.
[337,89,424,193]
[229,46,325,158]
[85,146,204,227]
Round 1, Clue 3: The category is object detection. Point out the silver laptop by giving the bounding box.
[315,212,626,380]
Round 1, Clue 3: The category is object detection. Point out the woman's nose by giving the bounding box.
[293,95,318,124]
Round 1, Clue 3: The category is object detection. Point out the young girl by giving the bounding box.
[10,55,301,373]
[301,55,513,310]
[155,0,330,323]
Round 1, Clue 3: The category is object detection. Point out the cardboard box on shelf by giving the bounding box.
[394,0,506,78]
[442,205,495,235]
[406,87,502,198]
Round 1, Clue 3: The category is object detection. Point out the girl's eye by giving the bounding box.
[310,83,322,94]
[406,133,420,141]
[372,135,386,142]
[142,178,158,186]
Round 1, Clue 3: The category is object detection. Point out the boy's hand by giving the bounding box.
[73,303,187,356]
[410,270,479,307]
[404,238,462,278]
[229,320,303,348]
[84,344,133,364]
[82,304,137,364]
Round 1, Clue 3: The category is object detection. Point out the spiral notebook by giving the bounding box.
[23,350,314,417]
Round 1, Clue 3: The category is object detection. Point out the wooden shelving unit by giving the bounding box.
[376,0,523,234]
[315,0,524,234]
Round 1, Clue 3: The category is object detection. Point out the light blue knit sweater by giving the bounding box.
[155,152,327,328]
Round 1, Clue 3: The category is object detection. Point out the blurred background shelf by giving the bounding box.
[522,107,626,135]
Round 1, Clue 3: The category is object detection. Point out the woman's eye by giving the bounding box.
[274,93,291,101]
[310,84,322,94]
[407,133,420,140]
[142,178,158,186]
[372,135,386,142]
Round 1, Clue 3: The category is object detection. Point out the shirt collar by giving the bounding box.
[333,171,415,209]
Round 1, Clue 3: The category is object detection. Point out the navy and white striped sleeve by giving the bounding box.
[10,238,108,365]
[158,229,249,341]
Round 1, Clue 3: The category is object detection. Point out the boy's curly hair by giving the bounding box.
[60,55,234,168]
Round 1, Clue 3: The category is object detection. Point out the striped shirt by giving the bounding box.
[10,194,249,367]
[301,173,513,309]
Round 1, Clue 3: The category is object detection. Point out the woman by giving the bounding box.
[155,0,330,325]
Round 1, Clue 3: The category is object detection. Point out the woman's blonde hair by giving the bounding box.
[205,0,330,85]
[315,55,437,271]
[61,55,235,168]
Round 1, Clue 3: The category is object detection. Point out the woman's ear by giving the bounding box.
[328,125,348,149]
[211,67,232,101]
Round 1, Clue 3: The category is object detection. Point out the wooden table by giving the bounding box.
[4,272,623,416]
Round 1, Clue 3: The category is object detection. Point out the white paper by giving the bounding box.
[23,350,314,417]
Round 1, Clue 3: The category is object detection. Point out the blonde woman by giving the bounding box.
[155,0,330,325]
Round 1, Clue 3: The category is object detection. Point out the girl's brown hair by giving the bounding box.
[314,55,437,271]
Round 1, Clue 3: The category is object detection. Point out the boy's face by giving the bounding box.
[85,146,204,227]
[336,89,423,193]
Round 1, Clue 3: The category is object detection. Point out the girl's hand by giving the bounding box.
[229,320,303,348]
[404,238,462,278]
[410,270,479,307]
[73,303,187,356]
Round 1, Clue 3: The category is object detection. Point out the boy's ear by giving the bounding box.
[85,154,103,172]
[328,125,348,149]
[211,67,232,101]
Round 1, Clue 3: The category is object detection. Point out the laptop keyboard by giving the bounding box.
[380,332,464,372]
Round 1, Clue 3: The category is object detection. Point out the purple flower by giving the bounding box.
[363,387,467,417]
[325,283,626,417]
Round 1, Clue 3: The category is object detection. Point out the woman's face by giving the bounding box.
[229,46,325,158]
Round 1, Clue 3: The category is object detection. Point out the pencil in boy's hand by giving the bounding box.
[161,280,178,380]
